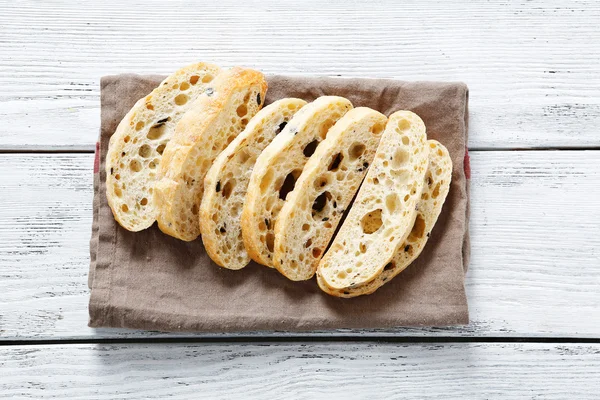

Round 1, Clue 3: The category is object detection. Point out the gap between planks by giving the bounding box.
[2,336,600,347]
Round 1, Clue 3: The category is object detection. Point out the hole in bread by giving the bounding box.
[319,119,335,139]
[275,121,287,135]
[174,94,188,106]
[437,149,443,157]
[392,148,409,168]
[312,247,322,258]
[202,74,214,83]
[260,169,275,194]
[241,118,249,127]
[384,261,395,271]
[432,182,441,199]
[328,153,343,171]
[303,139,319,158]
[179,82,190,91]
[372,177,379,185]
[312,191,332,218]
[422,192,429,200]
[266,232,275,252]
[147,118,170,140]
[302,223,310,231]
[130,159,142,173]
[305,238,313,248]
[236,149,250,163]
[236,104,248,117]
[314,175,329,189]
[359,242,367,253]
[114,187,122,197]
[371,122,384,135]
[149,159,158,169]
[402,136,410,145]
[139,144,152,158]
[114,173,121,180]
[140,197,148,206]
[135,122,144,131]
[278,170,301,200]
[398,118,411,131]
[385,193,400,213]
[222,180,235,199]
[408,214,426,241]
[172,83,179,89]
[146,103,154,110]
[360,209,383,234]
[192,203,199,215]
[258,220,267,231]
[156,144,166,155]
[189,75,200,85]
[348,143,366,161]
[121,204,129,212]
[124,135,131,143]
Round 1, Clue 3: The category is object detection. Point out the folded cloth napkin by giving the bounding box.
[89,74,470,332]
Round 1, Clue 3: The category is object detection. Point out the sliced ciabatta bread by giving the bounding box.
[153,67,268,241]
[105,62,221,231]
[241,96,353,267]
[199,98,307,269]
[317,139,452,297]
[273,107,387,281]
[317,110,429,290]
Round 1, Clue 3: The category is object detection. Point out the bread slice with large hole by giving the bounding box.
[317,139,452,297]
[199,98,307,269]
[153,67,268,241]
[317,110,429,290]
[241,96,353,267]
[105,62,221,231]
[273,107,387,280]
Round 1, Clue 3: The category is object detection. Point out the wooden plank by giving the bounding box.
[1,342,599,398]
[0,151,599,339]
[1,0,599,150]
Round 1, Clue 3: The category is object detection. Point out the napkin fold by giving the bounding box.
[89,74,470,332]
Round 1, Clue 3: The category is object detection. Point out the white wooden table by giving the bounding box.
[1,0,599,397]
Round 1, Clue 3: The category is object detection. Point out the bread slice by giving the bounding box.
[317,140,452,297]
[273,107,387,281]
[317,110,429,290]
[199,98,307,269]
[105,62,221,231]
[153,67,268,241]
[241,96,353,267]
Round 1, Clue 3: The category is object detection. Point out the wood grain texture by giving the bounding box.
[1,0,599,150]
[1,342,599,399]
[1,152,599,340]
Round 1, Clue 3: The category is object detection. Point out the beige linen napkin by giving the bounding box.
[89,74,470,332]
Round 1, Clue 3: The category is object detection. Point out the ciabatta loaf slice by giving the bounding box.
[199,98,307,269]
[105,62,221,231]
[273,107,387,281]
[317,140,452,297]
[317,110,429,290]
[241,96,353,267]
[153,67,268,241]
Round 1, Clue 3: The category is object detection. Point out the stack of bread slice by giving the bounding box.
[106,62,453,298]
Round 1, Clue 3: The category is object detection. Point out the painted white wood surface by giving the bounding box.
[1,151,598,339]
[1,342,599,399]
[1,0,599,150]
